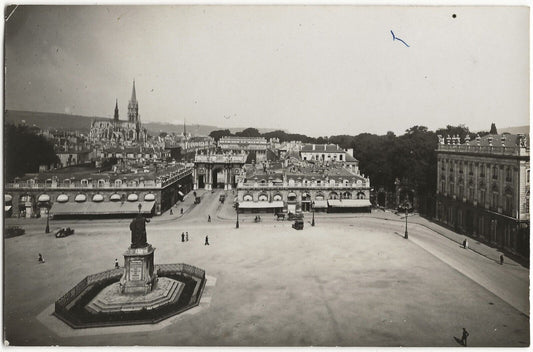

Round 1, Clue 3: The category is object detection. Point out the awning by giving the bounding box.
[92,194,104,202]
[56,194,69,203]
[110,194,121,201]
[5,206,12,212]
[38,194,50,202]
[75,194,87,202]
[50,201,155,216]
[4,194,12,202]
[178,191,184,197]
[238,201,284,209]
[328,199,371,208]
[313,200,328,208]
[145,193,156,201]
[127,194,139,202]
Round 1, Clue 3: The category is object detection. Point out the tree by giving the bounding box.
[235,128,261,137]
[159,132,168,138]
[490,123,498,135]
[4,124,59,181]
[209,129,233,142]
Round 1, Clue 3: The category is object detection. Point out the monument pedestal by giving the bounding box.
[120,244,157,294]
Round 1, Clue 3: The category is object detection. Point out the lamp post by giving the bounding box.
[403,201,409,239]
[138,203,142,214]
[45,207,50,234]
[236,202,239,228]
[311,201,315,227]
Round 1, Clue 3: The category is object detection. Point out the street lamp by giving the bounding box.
[311,201,315,227]
[138,203,142,214]
[45,207,50,234]
[403,200,409,239]
[235,202,239,228]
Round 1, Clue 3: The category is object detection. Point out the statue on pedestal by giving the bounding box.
[129,213,150,248]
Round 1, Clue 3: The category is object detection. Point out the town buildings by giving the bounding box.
[435,133,530,258]
[236,145,371,214]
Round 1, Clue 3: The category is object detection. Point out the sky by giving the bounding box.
[4,5,530,137]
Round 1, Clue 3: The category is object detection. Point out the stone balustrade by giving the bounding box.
[437,144,529,157]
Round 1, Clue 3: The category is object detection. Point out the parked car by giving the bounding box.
[5,226,25,238]
[292,219,304,230]
[55,227,75,238]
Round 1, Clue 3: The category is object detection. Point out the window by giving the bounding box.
[115,179,122,187]
[441,181,445,193]
[339,154,343,161]
[459,185,464,198]
[81,179,88,186]
[450,183,454,195]
[469,187,474,201]
[459,163,463,174]
[526,191,530,213]
[527,170,530,184]
[468,163,473,175]
[480,164,485,177]
[492,193,499,208]
[506,167,512,182]
[492,166,498,179]
[480,190,485,205]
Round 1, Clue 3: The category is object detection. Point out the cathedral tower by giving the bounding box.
[128,80,139,123]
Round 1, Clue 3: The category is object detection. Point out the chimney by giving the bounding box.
[446,135,451,144]
[465,135,470,145]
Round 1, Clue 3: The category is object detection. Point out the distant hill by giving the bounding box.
[4,110,280,136]
[498,125,530,135]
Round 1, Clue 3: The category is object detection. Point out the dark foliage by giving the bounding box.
[4,124,59,181]
[208,129,233,142]
[235,127,261,138]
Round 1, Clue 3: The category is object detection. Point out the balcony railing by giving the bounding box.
[437,144,529,156]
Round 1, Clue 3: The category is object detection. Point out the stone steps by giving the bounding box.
[85,278,184,314]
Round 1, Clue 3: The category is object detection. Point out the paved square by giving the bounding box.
[3,217,529,346]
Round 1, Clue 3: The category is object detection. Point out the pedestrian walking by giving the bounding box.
[461,328,469,347]
[38,253,45,263]
[205,235,210,245]
[500,254,504,265]
[114,258,119,268]
[208,215,211,222]
[464,239,468,249]
[181,232,185,242]
[186,232,189,242]
[170,208,173,215]
[462,239,467,249]
[181,208,184,214]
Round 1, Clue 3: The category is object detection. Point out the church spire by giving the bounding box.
[113,99,119,121]
[128,79,139,123]
[130,79,137,102]
[183,117,187,137]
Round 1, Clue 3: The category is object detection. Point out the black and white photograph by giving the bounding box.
[2,3,530,347]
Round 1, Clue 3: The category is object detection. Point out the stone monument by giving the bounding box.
[119,205,157,294]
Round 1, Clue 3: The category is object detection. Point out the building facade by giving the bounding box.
[89,81,147,143]
[218,136,269,161]
[5,165,193,219]
[236,161,371,214]
[435,133,530,258]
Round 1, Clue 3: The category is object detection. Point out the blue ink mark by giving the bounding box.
[391,30,410,47]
